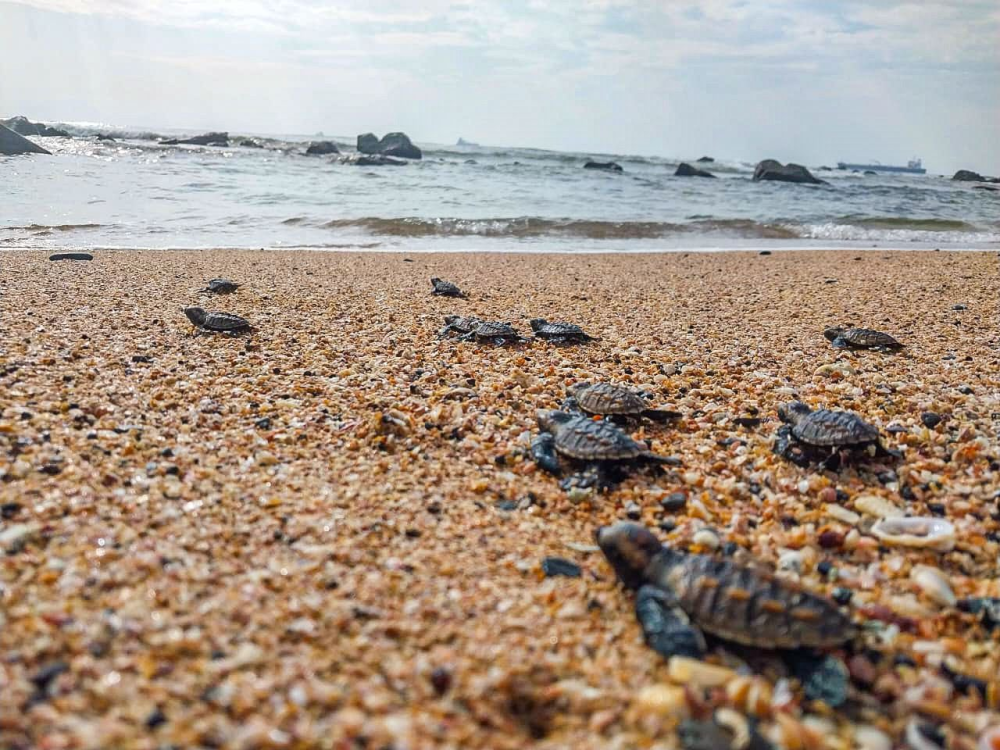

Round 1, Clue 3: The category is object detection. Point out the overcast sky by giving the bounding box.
[1,0,997,173]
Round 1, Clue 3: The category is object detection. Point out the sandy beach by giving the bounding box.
[2,248,999,749]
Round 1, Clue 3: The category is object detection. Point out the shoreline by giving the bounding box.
[2,248,998,748]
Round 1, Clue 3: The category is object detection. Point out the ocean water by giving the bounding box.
[3,124,999,252]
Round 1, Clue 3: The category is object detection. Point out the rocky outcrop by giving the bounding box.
[160,132,229,146]
[339,153,407,167]
[695,155,714,163]
[753,159,826,185]
[584,161,623,172]
[952,169,984,182]
[239,139,263,149]
[356,132,422,159]
[0,123,50,155]
[1,116,69,137]
[675,162,716,178]
[306,140,339,155]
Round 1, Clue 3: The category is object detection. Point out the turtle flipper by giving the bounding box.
[641,408,683,423]
[830,336,851,349]
[560,396,582,413]
[530,433,561,475]
[635,584,706,659]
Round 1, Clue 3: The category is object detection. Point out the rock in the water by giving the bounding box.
[239,139,262,148]
[695,155,714,163]
[584,160,623,172]
[306,140,339,155]
[356,131,422,159]
[160,132,229,146]
[675,162,716,178]
[753,159,826,185]
[49,252,94,261]
[343,154,407,167]
[863,170,878,176]
[0,123,50,155]
[1,115,69,137]
[952,169,984,181]
[379,132,422,159]
[96,133,116,141]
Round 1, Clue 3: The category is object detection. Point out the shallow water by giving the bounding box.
[3,126,998,251]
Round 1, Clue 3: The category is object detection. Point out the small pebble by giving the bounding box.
[921,412,942,429]
[660,492,687,512]
[430,666,452,696]
[541,557,581,578]
[691,529,720,550]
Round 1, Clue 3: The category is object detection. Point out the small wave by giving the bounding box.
[845,217,978,231]
[795,222,1000,243]
[3,223,103,233]
[318,216,801,240]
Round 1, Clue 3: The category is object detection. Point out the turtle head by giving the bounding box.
[183,306,207,326]
[443,314,461,325]
[431,277,442,285]
[565,381,590,399]
[536,409,574,433]
[778,401,812,425]
[529,318,548,332]
[823,326,845,342]
[595,522,663,589]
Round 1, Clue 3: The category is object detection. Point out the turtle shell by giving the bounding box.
[200,311,250,331]
[840,328,902,349]
[571,382,649,416]
[442,315,480,333]
[431,278,464,297]
[206,278,239,293]
[657,553,854,649]
[474,321,519,338]
[550,413,649,460]
[791,409,879,446]
[532,320,592,339]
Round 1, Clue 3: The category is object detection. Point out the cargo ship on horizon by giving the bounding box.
[836,158,926,174]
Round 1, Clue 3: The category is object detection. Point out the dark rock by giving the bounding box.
[953,304,968,310]
[144,707,167,729]
[583,160,623,172]
[674,162,716,178]
[758,250,772,255]
[952,169,984,181]
[863,170,878,176]
[357,131,422,159]
[96,134,116,141]
[541,557,581,578]
[733,416,762,427]
[239,139,262,148]
[695,155,714,163]
[255,417,271,429]
[660,492,687,512]
[921,412,942,429]
[306,140,339,155]
[49,252,93,261]
[160,132,229,146]
[0,123,50,155]
[346,154,407,167]
[430,666,453,695]
[0,502,22,519]
[753,159,826,185]
[1,116,69,137]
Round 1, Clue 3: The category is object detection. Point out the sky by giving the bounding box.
[1,0,998,174]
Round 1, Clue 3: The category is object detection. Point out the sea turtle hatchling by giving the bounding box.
[183,306,250,334]
[565,381,681,423]
[458,320,526,346]
[529,318,597,344]
[200,278,241,294]
[438,315,482,338]
[824,325,902,351]
[431,277,467,298]
[596,521,855,654]
[773,400,898,468]
[531,409,678,490]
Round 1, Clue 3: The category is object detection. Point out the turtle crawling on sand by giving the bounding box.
[438,315,482,338]
[773,400,899,468]
[529,318,597,344]
[431,277,467,298]
[201,278,241,294]
[565,381,681,423]
[531,409,678,490]
[458,320,526,346]
[596,521,855,655]
[183,306,250,334]
[824,325,903,351]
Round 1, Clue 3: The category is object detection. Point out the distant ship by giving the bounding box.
[836,158,926,174]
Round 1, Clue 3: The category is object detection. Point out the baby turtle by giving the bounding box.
[529,318,597,344]
[183,306,250,334]
[438,315,482,338]
[431,277,467,298]
[459,320,525,346]
[201,278,240,294]
[596,521,855,653]
[565,382,681,423]
[531,410,677,490]
[774,401,897,468]
[824,326,903,351]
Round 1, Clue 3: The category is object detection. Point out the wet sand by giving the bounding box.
[1,249,999,749]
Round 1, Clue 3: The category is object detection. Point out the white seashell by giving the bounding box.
[692,529,720,550]
[854,494,904,519]
[911,565,956,607]
[979,724,1000,750]
[825,504,860,525]
[855,725,893,750]
[667,656,735,688]
[870,517,955,552]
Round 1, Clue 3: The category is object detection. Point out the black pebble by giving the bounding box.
[817,560,833,576]
[1,502,22,519]
[660,492,687,512]
[145,707,167,729]
[832,587,853,605]
[159,448,174,458]
[430,666,452,695]
[31,661,69,693]
[921,412,942,428]
[953,304,967,310]
[958,386,974,395]
[49,252,93,261]
[541,557,581,578]
[658,520,676,532]
[927,502,946,516]
[255,417,272,429]
[759,250,771,256]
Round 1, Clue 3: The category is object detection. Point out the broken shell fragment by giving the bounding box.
[870,517,955,552]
